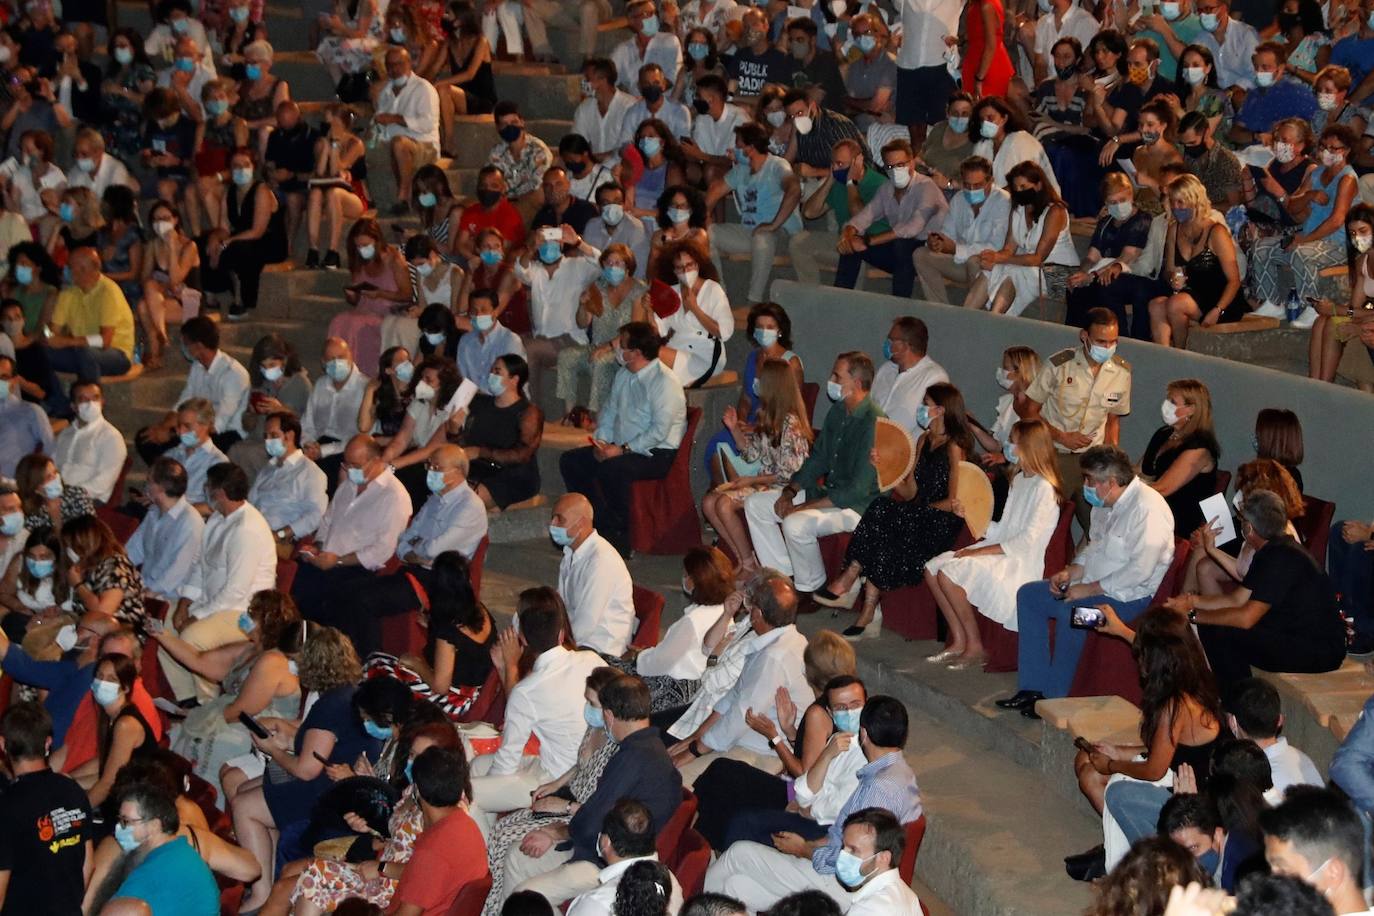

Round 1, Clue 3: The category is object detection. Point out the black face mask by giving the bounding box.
[1276,11,1300,30]
[640,84,663,103]
[1011,187,1040,206]
[565,159,587,175]
[693,96,710,115]
[1183,142,1207,158]
[1054,63,1077,81]
[476,188,502,207]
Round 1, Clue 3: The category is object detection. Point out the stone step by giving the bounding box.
[273,52,342,103]
[492,71,582,120]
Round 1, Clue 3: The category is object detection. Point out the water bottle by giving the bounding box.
[1285,289,1301,322]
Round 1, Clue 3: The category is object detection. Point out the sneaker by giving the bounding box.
[1253,300,1286,319]
[304,249,320,269]
[322,250,341,270]
[227,302,248,321]
[1290,305,1319,329]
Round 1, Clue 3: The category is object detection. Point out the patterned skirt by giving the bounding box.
[602,654,701,713]
[364,653,482,721]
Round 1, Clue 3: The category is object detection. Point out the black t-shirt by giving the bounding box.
[1242,537,1344,644]
[729,48,794,97]
[0,769,92,916]
[265,123,320,177]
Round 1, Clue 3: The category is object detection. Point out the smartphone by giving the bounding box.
[1073,736,1094,753]
[1070,606,1106,630]
[238,711,271,740]
[913,161,935,177]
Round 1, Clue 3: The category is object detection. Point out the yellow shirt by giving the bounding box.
[51,274,135,361]
[1026,346,1132,452]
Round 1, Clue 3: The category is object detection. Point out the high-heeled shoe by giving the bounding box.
[925,648,960,663]
[816,578,863,612]
[843,606,882,641]
[946,653,987,671]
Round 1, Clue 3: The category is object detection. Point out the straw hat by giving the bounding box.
[872,417,915,492]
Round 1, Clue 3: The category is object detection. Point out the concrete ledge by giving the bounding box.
[1257,659,1374,774]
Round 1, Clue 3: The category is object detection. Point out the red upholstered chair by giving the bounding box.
[628,407,704,554]
[655,788,698,865]
[632,585,664,648]
[801,382,819,425]
[469,536,489,597]
[1214,470,1232,496]
[671,829,712,898]
[379,537,492,656]
[445,873,494,916]
[275,559,298,594]
[219,882,245,916]
[1298,495,1335,566]
[459,666,507,727]
[1069,538,1191,703]
[106,456,134,507]
[898,814,927,885]
[97,504,139,545]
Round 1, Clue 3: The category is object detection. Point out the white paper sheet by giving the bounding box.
[1198,492,1238,546]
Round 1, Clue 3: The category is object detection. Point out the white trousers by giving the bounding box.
[510,857,601,909]
[704,840,852,913]
[743,489,861,591]
[469,753,551,840]
[161,609,249,702]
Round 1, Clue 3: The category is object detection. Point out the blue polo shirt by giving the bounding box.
[114,837,219,916]
[0,646,93,748]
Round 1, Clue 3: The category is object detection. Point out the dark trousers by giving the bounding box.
[319,565,433,658]
[693,758,788,851]
[1065,274,1155,340]
[15,341,65,417]
[559,445,676,555]
[1197,622,1347,700]
[290,563,377,626]
[1330,522,1374,640]
[318,452,345,498]
[834,237,922,298]
[205,238,283,311]
[720,807,828,850]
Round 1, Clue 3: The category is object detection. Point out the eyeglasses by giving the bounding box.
[881,162,910,172]
[1319,144,1349,154]
[117,816,150,828]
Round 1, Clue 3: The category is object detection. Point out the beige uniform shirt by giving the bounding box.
[1026,346,1132,452]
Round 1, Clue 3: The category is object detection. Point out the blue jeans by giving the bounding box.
[1105,779,1171,848]
[1015,580,1154,698]
[834,237,921,298]
[1330,521,1374,640]
[47,345,131,381]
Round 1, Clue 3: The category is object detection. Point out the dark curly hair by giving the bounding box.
[1086,836,1208,916]
[612,859,673,916]
[1131,608,1222,752]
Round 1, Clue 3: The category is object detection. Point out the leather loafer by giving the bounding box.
[1065,846,1106,882]
[994,690,1043,710]
[1020,705,1042,720]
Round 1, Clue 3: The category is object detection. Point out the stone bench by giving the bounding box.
[1034,695,1143,804]
[1257,659,1374,773]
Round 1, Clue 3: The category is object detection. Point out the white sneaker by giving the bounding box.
[1253,301,1287,319]
[1290,305,1319,329]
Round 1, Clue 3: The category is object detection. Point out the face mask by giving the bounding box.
[417,191,437,208]
[1171,207,1195,223]
[915,404,934,429]
[55,621,77,650]
[538,241,562,264]
[498,124,522,143]
[327,358,352,382]
[754,327,778,347]
[677,268,699,289]
[1140,130,1161,145]
[856,34,877,53]
[239,611,256,633]
[206,98,229,117]
[58,202,74,223]
[640,14,659,34]
[92,678,120,705]
[832,166,850,185]
[261,365,284,383]
[835,849,877,889]
[0,381,9,400]
[1183,65,1206,85]
[474,314,495,331]
[347,466,367,486]
[1320,149,1345,167]
[688,42,709,61]
[390,74,409,91]
[287,658,299,676]
[357,243,376,260]
[363,720,393,741]
[882,338,894,361]
[549,524,574,547]
[424,331,445,347]
[890,166,912,189]
[964,187,986,206]
[153,219,175,238]
[413,380,436,401]
[766,110,786,128]
[1128,64,1151,86]
[27,556,55,577]
[994,368,1014,390]
[2,319,20,338]
[67,547,81,567]
[114,46,134,65]
[794,115,814,135]
[948,115,969,134]
[1003,441,1020,464]
[175,56,196,72]
[640,84,663,104]
[668,207,691,225]
[833,707,861,733]
[1088,342,1116,363]
[979,119,1000,139]
[1353,234,1373,253]
[180,428,201,448]
[1255,70,1275,87]
[1274,142,1295,164]
[42,476,63,499]
[1200,12,1219,30]
[487,372,505,396]
[826,380,844,401]
[479,247,503,265]
[114,823,140,852]
[601,203,624,226]
[1161,0,1180,16]
[1317,92,1337,111]
[751,377,760,396]
[390,26,407,42]
[14,264,33,285]
[0,511,23,537]
[74,156,97,174]
[230,5,250,21]
[426,468,448,493]
[744,28,764,44]
[1232,489,1244,513]
[831,0,847,13]
[477,189,503,209]
[403,756,415,783]
[415,260,436,279]
[638,135,662,158]
[241,61,263,80]
[1082,481,1106,508]
[1054,64,1077,81]
[1197,848,1221,875]
[77,400,103,424]
[171,16,190,32]
[1161,399,1180,425]
[602,264,626,285]
[583,704,605,728]
[265,436,286,458]
[1107,200,1134,220]
[790,40,810,60]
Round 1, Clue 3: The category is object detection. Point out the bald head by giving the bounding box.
[101,897,153,916]
[428,444,468,492]
[385,47,412,80]
[343,434,383,484]
[322,337,351,363]
[551,493,593,545]
[69,248,103,291]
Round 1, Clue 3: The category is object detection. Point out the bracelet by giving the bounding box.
[770,734,784,748]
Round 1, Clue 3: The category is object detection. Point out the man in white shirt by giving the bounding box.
[894,0,961,144]
[618,63,692,150]
[583,183,652,280]
[685,75,748,186]
[611,0,683,93]
[52,380,127,504]
[552,493,635,656]
[1263,788,1373,916]
[290,434,413,623]
[869,317,948,436]
[65,128,137,198]
[574,58,637,160]
[469,592,604,837]
[1024,0,1101,85]
[167,398,230,512]
[301,337,369,488]
[512,226,600,407]
[321,444,488,656]
[1224,678,1323,799]
[127,457,205,605]
[559,322,687,556]
[162,462,278,701]
[998,446,1175,710]
[676,572,812,786]
[1195,0,1260,89]
[914,156,1012,304]
[374,47,441,214]
[248,411,328,544]
[136,316,250,465]
[833,809,923,916]
[565,801,685,916]
[0,484,29,588]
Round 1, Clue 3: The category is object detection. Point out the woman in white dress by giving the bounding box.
[965,161,1078,316]
[656,240,734,387]
[382,235,464,356]
[924,417,1063,668]
[970,96,1060,193]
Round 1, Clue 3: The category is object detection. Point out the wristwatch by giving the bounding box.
[1187,608,1198,623]
[770,734,785,748]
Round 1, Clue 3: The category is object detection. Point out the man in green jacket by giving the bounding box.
[744,350,883,597]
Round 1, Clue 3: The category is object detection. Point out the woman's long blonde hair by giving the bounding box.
[1166,378,1214,441]
[1003,346,1041,388]
[756,358,813,448]
[1011,418,1063,500]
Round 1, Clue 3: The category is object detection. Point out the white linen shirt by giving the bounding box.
[793,734,866,825]
[704,623,813,754]
[66,153,137,198]
[618,98,693,149]
[178,350,251,437]
[558,531,635,656]
[1033,6,1102,64]
[175,438,230,504]
[896,0,962,69]
[179,501,277,620]
[633,602,723,680]
[375,75,441,149]
[574,90,639,157]
[514,254,600,342]
[846,868,924,916]
[249,450,329,536]
[946,186,1013,263]
[596,360,687,454]
[126,497,204,601]
[1197,19,1260,89]
[490,645,605,776]
[0,158,67,221]
[52,415,127,503]
[316,467,413,570]
[692,103,749,156]
[610,33,684,92]
[566,855,684,916]
[1078,477,1176,603]
[1262,737,1323,803]
[869,355,950,435]
[301,366,370,458]
[396,482,488,564]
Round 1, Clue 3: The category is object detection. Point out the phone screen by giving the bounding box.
[1070,606,1106,629]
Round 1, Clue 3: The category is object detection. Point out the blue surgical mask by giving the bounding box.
[327,358,352,382]
[487,371,506,396]
[601,203,624,226]
[948,115,969,134]
[754,327,778,347]
[404,757,414,783]
[424,331,446,346]
[832,707,861,733]
[232,167,253,186]
[480,249,503,266]
[91,678,120,705]
[1088,343,1116,363]
[262,365,284,382]
[1003,441,1019,464]
[1107,200,1134,220]
[668,207,691,225]
[584,704,605,728]
[426,468,448,493]
[180,430,200,448]
[751,377,760,396]
[418,191,437,208]
[734,148,749,165]
[474,314,494,332]
[175,56,195,72]
[688,41,708,60]
[358,244,376,260]
[638,136,662,158]
[206,98,228,117]
[114,46,134,65]
[245,63,262,80]
[363,720,393,741]
[979,119,1000,139]
[14,264,33,285]
[832,167,850,185]
[1255,70,1275,87]
[538,241,562,264]
[264,437,286,458]
[394,360,414,383]
[1200,11,1219,30]
[1197,848,1221,876]
[826,380,843,401]
[42,476,63,499]
[347,466,367,486]
[58,202,74,222]
[230,5,250,21]
[549,524,574,547]
[239,611,256,633]
[1250,434,1260,454]
[915,404,932,429]
[171,16,190,32]
[1082,481,1106,508]
[1,512,24,537]
[835,849,876,888]
[882,338,894,361]
[640,13,659,34]
[856,34,876,52]
[1171,207,1195,223]
[602,264,626,286]
[26,556,54,577]
[963,187,986,205]
[114,822,141,852]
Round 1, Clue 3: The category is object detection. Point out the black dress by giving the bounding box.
[206,179,288,311]
[844,441,964,591]
[463,394,542,508]
[1142,426,1219,538]
[1164,223,1244,323]
[449,40,496,114]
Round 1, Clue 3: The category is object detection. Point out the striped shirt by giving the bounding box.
[812,751,923,873]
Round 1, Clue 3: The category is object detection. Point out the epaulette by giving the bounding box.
[1111,353,1132,370]
[1049,348,1076,367]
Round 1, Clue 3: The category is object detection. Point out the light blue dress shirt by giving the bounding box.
[596,359,687,455]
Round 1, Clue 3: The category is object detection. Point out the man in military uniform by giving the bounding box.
[1025,308,1132,535]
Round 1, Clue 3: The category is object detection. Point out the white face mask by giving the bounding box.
[413,380,436,402]
[890,166,912,189]
[1161,398,1181,426]
[995,368,1014,390]
[77,401,102,424]
[1353,233,1373,253]
[677,268,699,288]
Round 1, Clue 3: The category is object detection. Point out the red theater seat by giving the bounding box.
[631,585,664,648]
[628,407,703,554]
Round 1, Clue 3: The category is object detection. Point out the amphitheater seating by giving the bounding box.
[631,584,664,648]
[628,406,704,554]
